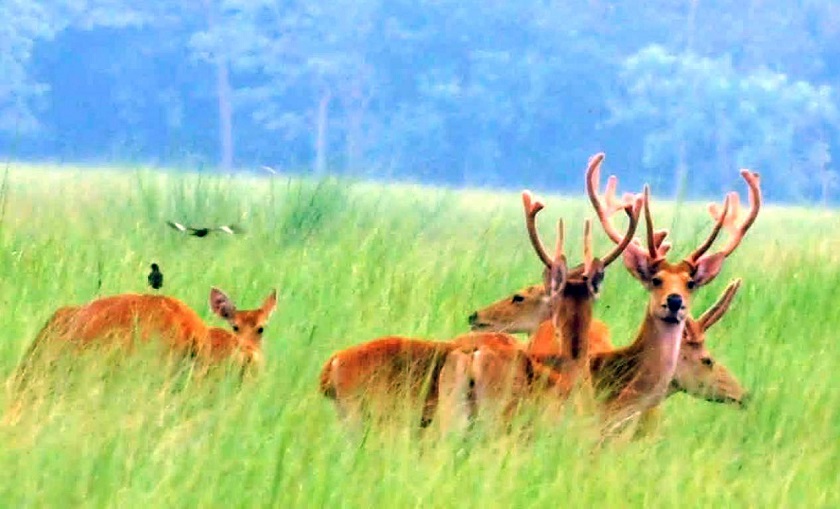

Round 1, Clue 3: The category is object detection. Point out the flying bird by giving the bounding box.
[166,221,244,237]
[148,263,163,290]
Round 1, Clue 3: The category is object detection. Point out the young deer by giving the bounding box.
[12,288,277,391]
[437,166,643,434]
[584,156,760,436]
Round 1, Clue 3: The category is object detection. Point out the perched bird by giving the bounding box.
[148,263,164,290]
[166,220,243,237]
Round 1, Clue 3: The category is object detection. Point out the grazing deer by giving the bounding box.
[438,158,644,433]
[11,288,277,391]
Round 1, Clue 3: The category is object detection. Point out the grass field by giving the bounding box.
[0,164,837,507]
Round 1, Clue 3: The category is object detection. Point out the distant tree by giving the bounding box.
[0,2,58,136]
[610,45,840,203]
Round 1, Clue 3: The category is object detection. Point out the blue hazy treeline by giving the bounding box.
[2,1,840,204]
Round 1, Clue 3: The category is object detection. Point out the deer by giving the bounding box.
[582,156,760,437]
[468,285,613,357]
[10,287,278,394]
[438,159,644,434]
[318,332,520,430]
[439,153,760,440]
[463,276,748,435]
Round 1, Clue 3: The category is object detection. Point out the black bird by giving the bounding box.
[166,220,243,237]
[148,263,164,290]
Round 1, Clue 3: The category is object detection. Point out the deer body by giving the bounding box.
[319,332,520,428]
[439,156,645,434]
[14,288,277,389]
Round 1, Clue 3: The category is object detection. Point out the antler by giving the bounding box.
[549,219,568,299]
[522,190,553,268]
[684,195,730,264]
[685,169,760,264]
[586,153,637,244]
[582,219,594,277]
[585,153,648,265]
[601,194,644,267]
[697,278,743,332]
[709,170,762,258]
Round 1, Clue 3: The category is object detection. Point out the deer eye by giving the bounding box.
[687,279,697,290]
[232,325,240,332]
[257,326,264,334]
[651,277,663,287]
[701,357,714,367]
[511,294,525,303]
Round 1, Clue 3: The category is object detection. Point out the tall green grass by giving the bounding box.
[0,164,837,507]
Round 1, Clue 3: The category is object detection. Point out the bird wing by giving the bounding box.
[216,225,243,235]
[166,220,188,232]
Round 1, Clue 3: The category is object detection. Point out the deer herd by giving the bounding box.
[9,152,761,445]
[318,152,761,442]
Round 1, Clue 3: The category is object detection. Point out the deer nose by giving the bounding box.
[666,294,683,313]
[468,312,478,325]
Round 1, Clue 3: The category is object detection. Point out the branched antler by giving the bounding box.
[685,169,761,265]
[585,153,645,266]
[709,170,762,258]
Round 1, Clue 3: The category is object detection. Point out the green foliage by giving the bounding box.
[612,44,840,201]
[0,166,838,506]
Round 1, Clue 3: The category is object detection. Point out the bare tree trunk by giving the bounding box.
[203,0,234,172]
[216,60,234,171]
[674,141,688,200]
[674,0,699,198]
[344,74,371,174]
[315,90,332,175]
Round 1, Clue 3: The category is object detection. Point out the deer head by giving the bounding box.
[673,278,749,407]
[587,153,761,326]
[523,154,644,308]
[210,287,278,365]
[467,283,550,333]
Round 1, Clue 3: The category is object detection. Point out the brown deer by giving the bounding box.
[440,154,760,439]
[318,332,520,430]
[468,285,613,357]
[318,154,642,432]
[463,277,748,435]
[584,157,760,436]
[438,164,644,433]
[12,288,278,392]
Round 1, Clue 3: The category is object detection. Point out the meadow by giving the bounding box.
[0,164,837,508]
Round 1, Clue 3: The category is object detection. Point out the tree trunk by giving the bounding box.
[674,140,688,200]
[216,60,234,172]
[674,0,698,199]
[203,0,234,172]
[315,90,332,175]
[344,75,371,174]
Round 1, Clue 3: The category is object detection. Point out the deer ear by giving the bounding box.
[692,253,725,287]
[261,289,278,318]
[622,247,655,283]
[548,257,567,300]
[210,287,237,320]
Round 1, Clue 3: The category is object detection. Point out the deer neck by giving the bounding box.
[551,290,593,363]
[622,312,685,404]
